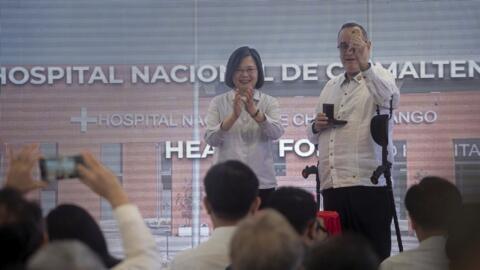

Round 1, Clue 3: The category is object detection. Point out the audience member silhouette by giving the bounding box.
[305,233,379,270]
[446,203,480,270]
[381,176,462,270]
[46,204,121,268]
[230,209,304,270]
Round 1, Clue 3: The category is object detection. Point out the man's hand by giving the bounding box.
[77,152,129,208]
[312,112,330,133]
[5,144,47,194]
[349,29,371,71]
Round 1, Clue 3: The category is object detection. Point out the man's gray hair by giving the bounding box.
[27,240,107,270]
[230,209,304,270]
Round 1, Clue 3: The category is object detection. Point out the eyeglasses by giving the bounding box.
[235,67,257,75]
[337,42,350,52]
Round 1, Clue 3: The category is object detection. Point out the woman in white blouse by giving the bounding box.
[204,46,284,207]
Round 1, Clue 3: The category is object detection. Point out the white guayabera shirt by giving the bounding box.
[307,64,400,190]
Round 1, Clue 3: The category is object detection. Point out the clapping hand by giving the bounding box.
[242,87,258,116]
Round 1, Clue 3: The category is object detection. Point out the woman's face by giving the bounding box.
[233,55,258,92]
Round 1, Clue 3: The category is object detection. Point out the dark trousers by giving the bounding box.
[322,186,393,261]
[258,188,275,209]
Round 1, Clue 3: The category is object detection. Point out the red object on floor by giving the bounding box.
[317,211,342,235]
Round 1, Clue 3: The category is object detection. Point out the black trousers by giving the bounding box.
[258,188,275,209]
[322,186,393,261]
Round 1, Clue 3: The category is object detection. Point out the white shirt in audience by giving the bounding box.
[169,226,236,270]
[112,204,160,270]
[380,236,448,270]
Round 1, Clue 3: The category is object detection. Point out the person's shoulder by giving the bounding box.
[322,74,344,89]
[170,240,225,270]
[371,64,395,79]
[380,250,415,270]
[208,91,231,104]
[258,91,276,100]
[170,248,199,269]
[380,256,401,270]
[213,91,230,100]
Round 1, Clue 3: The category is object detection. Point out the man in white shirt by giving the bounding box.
[307,22,400,260]
[381,176,462,270]
[169,160,261,270]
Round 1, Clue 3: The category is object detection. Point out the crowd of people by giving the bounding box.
[1,145,479,270]
[1,22,479,270]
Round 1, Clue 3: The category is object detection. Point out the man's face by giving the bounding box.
[233,55,258,93]
[338,26,369,76]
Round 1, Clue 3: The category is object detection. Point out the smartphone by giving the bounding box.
[39,155,84,182]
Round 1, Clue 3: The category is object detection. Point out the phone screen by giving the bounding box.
[39,156,83,182]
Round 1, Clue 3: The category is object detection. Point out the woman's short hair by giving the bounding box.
[224,46,264,89]
[46,204,121,268]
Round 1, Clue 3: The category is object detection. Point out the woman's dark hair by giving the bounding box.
[46,204,121,268]
[0,188,44,268]
[224,46,264,89]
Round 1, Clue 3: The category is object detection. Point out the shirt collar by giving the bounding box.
[211,226,237,239]
[340,72,364,86]
[418,235,447,249]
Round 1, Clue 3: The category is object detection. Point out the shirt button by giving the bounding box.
[330,140,333,142]
[330,166,334,169]
[340,104,344,107]
[353,175,356,178]
[344,93,347,95]
[330,153,333,156]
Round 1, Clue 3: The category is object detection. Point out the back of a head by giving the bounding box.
[405,176,462,231]
[265,186,317,235]
[230,209,304,270]
[446,203,480,270]
[27,240,107,270]
[46,204,120,268]
[0,188,44,268]
[204,160,259,221]
[304,234,379,270]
